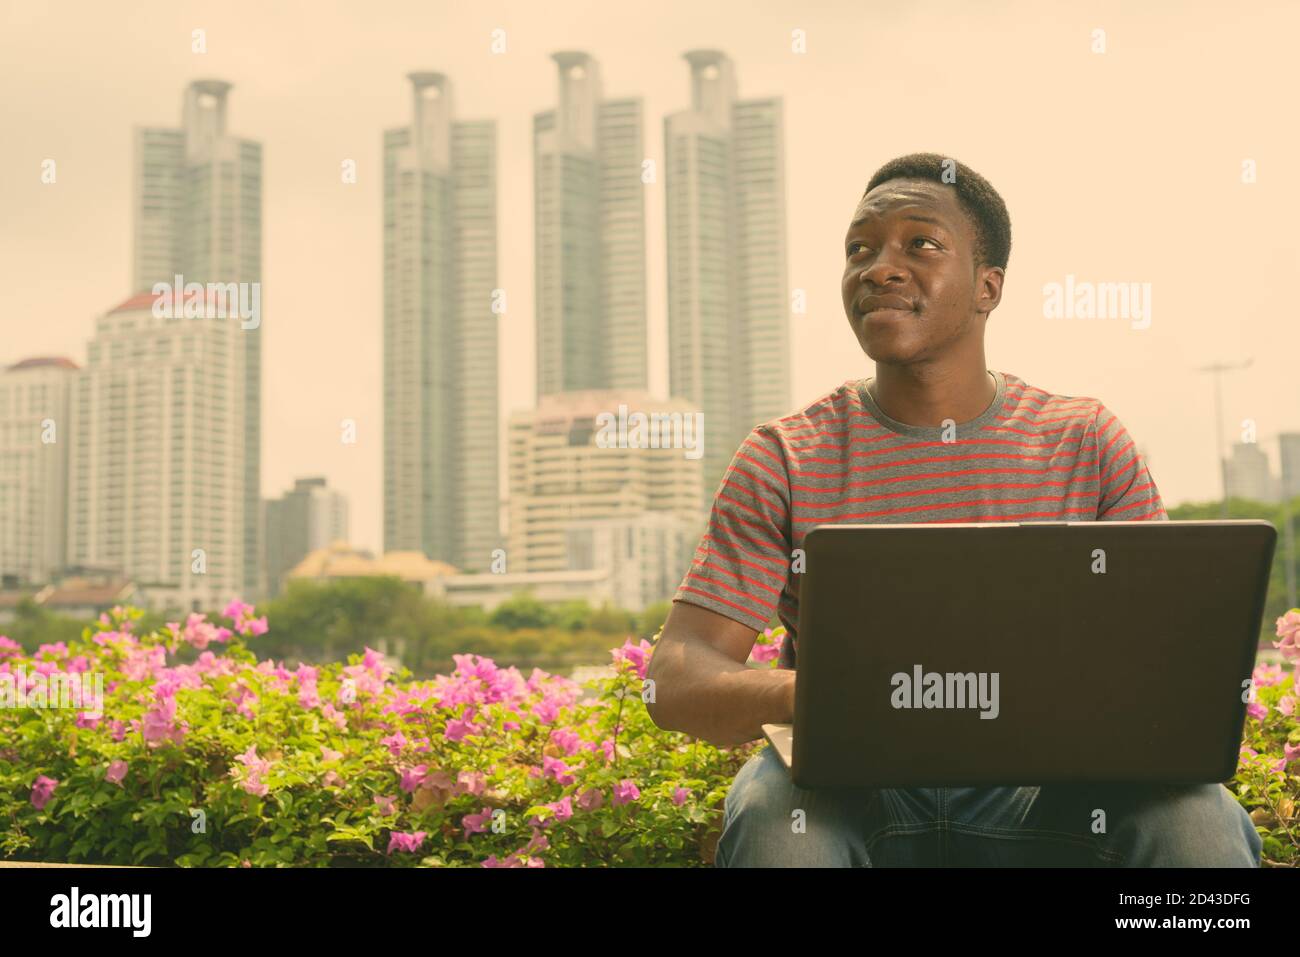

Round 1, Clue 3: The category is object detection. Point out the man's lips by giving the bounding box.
[856,296,917,321]
[857,294,915,314]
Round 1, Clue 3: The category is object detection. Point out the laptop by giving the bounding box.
[760,519,1277,789]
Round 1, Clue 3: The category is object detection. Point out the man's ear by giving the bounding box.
[976,265,1004,317]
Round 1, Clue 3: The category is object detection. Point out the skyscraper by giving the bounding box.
[264,477,349,598]
[506,390,702,577]
[664,50,790,506]
[1225,441,1277,504]
[1279,433,1300,501]
[383,73,499,571]
[68,292,249,611]
[0,358,77,585]
[132,79,262,597]
[533,52,648,398]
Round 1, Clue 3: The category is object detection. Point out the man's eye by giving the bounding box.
[913,236,941,249]
[847,241,867,255]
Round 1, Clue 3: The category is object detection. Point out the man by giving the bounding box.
[644,153,1262,867]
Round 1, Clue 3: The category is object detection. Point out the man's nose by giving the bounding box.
[858,249,909,288]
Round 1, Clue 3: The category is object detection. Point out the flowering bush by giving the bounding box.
[1234,609,1300,865]
[0,606,767,867]
[1,609,1295,866]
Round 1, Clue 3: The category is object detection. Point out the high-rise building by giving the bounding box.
[664,50,790,506]
[1225,441,1276,504]
[67,292,248,611]
[383,72,500,571]
[564,511,695,611]
[264,477,349,597]
[506,390,703,577]
[533,52,648,398]
[0,358,77,585]
[1279,433,1300,501]
[132,79,263,597]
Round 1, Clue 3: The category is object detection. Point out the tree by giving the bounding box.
[488,593,552,630]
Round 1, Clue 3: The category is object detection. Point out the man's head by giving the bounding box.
[842,153,1011,366]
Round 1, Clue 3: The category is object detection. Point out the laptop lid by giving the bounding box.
[787,520,1277,789]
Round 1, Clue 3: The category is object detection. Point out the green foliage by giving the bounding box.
[0,608,764,867]
[2,608,1294,867]
[254,579,644,676]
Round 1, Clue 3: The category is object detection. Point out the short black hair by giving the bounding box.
[862,153,1012,271]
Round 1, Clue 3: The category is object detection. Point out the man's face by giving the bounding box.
[841,177,1001,364]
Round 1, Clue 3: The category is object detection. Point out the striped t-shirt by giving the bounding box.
[673,369,1168,670]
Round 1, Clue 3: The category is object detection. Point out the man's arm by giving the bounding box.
[1093,404,1168,520]
[645,601,795,749]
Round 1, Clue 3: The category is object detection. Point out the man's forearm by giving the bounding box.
[648,638,795,748]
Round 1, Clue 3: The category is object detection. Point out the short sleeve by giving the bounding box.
[672,426,793,630]
[1092,404,1168,521]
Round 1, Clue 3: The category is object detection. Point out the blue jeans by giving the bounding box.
[715,744,1263,867]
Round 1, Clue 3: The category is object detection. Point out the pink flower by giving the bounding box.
[298,682,321,709]
[75,713,101,730]
[142,694,187,746]
[1275,609,1300,660]
[548,728,582,756]
[223,599,253,622]
[321,703,348,730]
[1247,700,1268,721]
[399,764,428,794]
[612,779,640,806]
[223,600,267,638]
[1253,662,1285,688]
[321,746,343,763]
[30,775,59,810]
[233,744,272,797]
[542,755,575,785]
[461,807,494,837]
[105,760,128,786]
[529,795,574,827]
[610,638,654,680]
[178,612,233,651]
[444,717,478,742]
[386,831,426,855]
[374,795,398,817]
[577,788,604,811]
[0,636,20,658]
[531,697,560,724]
[672,786,690,806]
[1279,695,1297,717]
[455,769,486,797]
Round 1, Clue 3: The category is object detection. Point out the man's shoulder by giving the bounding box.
[752,380,864,440]
[1002,371,1105,432]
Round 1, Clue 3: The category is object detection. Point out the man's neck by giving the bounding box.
[868,366,998,428]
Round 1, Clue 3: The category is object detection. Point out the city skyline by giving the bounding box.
[3,0,1299,556]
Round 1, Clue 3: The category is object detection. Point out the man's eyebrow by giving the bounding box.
[849,212,948,229]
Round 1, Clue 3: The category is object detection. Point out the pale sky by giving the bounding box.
[2,0,1297,553]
